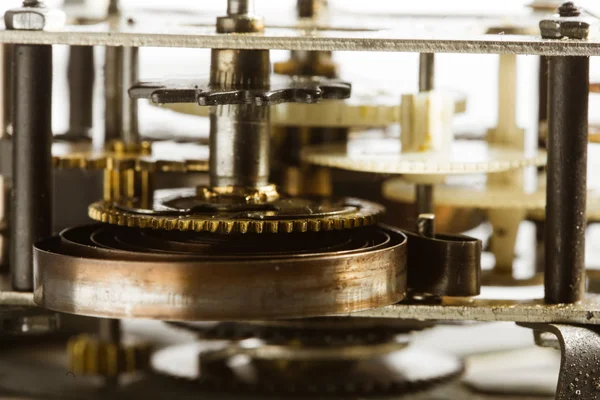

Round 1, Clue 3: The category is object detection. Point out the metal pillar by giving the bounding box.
[67,46,95,138]
[10,44,53,291]
[104,46,139,145]
[544,56,589,304]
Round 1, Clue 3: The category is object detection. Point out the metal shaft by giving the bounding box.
[11,45,53,291]
[297,0,327,18]
[209,105,270,189]
[419,53,435,93]
[108,0,119,15]
[538,55,548,147]
[99,318,121,387]
[104,46,139,145]
[415,53,435,214]
[415,184,434,216]
[209,44,271,190]
[99,318,121,344]
[544,56,589,304]
[67,46,94,138]
[1,44,12,138]
[228,0,254,16]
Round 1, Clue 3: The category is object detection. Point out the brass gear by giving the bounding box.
[52,138,209,173]
[88,188,383,234]
[67,334,151,377]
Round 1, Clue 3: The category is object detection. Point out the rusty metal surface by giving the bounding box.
[34,224,407,321]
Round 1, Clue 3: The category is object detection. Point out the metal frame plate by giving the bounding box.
[0,11,599,55]
[352,295,600,325]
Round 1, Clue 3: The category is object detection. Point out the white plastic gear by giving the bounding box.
[382,176,600,221]
[302,140,546,175]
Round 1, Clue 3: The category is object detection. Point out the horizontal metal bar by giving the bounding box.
[0,291,35,307]
[1,26,600,55]
[350,295,600,325]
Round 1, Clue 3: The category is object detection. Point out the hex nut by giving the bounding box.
[540,16,595,40]
[4,6,66,31]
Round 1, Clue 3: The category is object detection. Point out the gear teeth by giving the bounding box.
[53,140,208,173]
[88,198,383,234]
[67,334,151,377]
[166,320,433,347]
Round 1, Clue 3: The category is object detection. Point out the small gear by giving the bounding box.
[88,188,383,234]
[52,138,209,173]
[67,334,151,377]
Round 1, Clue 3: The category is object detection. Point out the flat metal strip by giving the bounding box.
[351,295,600,325]
[1,28,600,55]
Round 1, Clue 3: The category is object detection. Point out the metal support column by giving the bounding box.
[10,45,53,291]
[544,56,589,304]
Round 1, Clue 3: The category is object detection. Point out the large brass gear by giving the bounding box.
[88,188,384,234]
[67,334,151,377]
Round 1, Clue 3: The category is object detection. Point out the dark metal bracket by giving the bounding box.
[519,323,600,400]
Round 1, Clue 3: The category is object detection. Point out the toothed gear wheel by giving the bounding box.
[67,334,151,377]
[130,75,351,106]
[88,188,384,234]
[302,141,546,176]
[52,138,209,172]
[382,174,600,223]
[152,342,464,397]
[168,318,436,346]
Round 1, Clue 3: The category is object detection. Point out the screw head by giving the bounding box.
[4,4,65,31]
[558,2,581,17]
[540,2,595,40]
